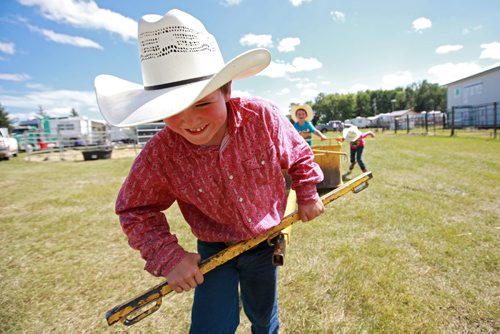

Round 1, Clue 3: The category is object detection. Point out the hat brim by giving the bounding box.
[342,126,361,142]
[95,48,271,127]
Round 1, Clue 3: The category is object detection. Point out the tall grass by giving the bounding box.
[0,133,498,333]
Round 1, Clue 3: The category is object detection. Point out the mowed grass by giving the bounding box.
[0,133,498,333]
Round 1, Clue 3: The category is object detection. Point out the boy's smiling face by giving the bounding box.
[295,109,307,121]
[163,83,231,146]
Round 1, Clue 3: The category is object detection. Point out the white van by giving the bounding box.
[0,128,19,160]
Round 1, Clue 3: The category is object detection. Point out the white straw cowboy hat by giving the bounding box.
[291,104,314,122]
[94,9,271,127]
[343,125,362,142]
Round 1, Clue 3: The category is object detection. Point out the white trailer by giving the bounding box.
[48,117,109,146]
[345,117,372,128]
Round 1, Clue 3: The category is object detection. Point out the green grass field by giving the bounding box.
[0,133,498,333]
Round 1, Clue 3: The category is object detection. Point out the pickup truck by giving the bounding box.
[316,120,344,133]
[0,128,19,160]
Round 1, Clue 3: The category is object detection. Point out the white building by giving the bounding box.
[447,66,500,109]
[446,66,500,128]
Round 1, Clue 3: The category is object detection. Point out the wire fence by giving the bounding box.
[376,102,498,139]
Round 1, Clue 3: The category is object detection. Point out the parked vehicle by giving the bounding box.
[13,116,110,150]
[345,117,372,128]
[0,128,19,160]
[316,120,344,133]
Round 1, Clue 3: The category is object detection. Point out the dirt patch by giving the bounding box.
[24,147,140,162]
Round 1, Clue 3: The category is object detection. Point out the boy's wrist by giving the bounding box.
[294,183,320,205]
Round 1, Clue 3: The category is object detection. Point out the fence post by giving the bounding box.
[394,118,398,134]
[425,112,429,134]
[451,107,455,136]
[406,114,410,134]
[494,102,498,139]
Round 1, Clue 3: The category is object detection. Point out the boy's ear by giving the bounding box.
[223,81,232,102]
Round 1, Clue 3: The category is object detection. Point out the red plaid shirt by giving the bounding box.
[116,97,323,277]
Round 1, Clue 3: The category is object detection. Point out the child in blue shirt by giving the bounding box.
[292,104,327,145]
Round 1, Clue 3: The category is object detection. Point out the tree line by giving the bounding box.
[303,80,447,124]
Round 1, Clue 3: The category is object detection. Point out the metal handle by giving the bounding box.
[123,297,163,326]
[353,181,369,193]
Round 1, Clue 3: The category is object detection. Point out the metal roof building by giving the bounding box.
[446,66,500,110]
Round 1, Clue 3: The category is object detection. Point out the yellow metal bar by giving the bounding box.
[105,172,373,326]
[282,189,296,244]
[312,149,348,156]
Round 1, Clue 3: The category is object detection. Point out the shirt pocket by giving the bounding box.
[177,175,222,211]
[242,145,281,185]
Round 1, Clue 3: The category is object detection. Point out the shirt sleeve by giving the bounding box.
[115,140,187,278]
[306,122,317,133]
[265,102,324,204]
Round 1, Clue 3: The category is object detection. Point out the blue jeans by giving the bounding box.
[190,240,279,334]
[350,146,366,171]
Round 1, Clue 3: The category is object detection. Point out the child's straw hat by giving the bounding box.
[95,9,271,127]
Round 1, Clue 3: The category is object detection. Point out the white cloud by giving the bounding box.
[0,88,99,118]
[221,0,242,6]
[381,71,414,89]
[462,25,483,35]
[0,42,15,54]
[18,0,137,41]
[239,33,273,48]
[260,61,294,78]
[259,57,322,78]
[0,73,31,81]
[412,17,432,33]
[480,42,500,60]
[28,24,103,49]
[427,62,481,85]
[300,87,320,100]
[276,88,291,95]
[331,11,345,23]
[289,0,312,7]
[277,37,300,53]
[349,83,370,93]
[292,57,322,71]
[232,89,251,97]
[435,44,463,54]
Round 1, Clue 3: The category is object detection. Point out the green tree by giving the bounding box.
[70,108,79,117]
[0,103,13,130]
[292,78,447,122]
[355,91,371,117]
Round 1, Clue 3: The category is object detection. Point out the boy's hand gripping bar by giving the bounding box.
[105,171,373,326]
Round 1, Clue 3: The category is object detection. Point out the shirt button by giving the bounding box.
[260,160,266,165]
[198,188,203,193]
[229,175,234,180]
[238,197,243,202]
[247,218,252,223]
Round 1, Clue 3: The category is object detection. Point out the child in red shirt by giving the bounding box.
[95,8,325,333]
[342,126,375,173]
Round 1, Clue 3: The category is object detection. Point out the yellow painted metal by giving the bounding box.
[282,189,296,245]
[311,142,347,189]
[283,139,347,190]
[271,189,296,265]
[105,172,373,327]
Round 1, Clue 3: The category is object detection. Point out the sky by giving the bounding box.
[1,0,499,124]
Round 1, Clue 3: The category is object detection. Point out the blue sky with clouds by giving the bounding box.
[1,0,499,123]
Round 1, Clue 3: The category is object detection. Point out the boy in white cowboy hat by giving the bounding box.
[95,9,324,333]
[341,125,375,173]
[291,104,328,145]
